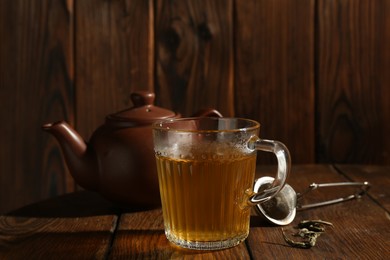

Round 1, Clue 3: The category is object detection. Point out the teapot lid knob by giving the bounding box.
[131,91,155,107]
[107,90,177,125]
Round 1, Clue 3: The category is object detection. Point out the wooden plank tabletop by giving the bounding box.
[0,165,389,259]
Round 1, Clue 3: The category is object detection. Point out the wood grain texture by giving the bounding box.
[317,0,390,164]
[1,166,388,258]
[0,0,75,214]
[0,191,117,259]
[155,0,234,117]
[234,0,315,164]
[1,0,389,217]
[75,0,154,138]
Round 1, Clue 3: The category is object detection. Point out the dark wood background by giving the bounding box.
[1,0,389,214]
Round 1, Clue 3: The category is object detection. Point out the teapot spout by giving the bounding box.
[42,121,98,191]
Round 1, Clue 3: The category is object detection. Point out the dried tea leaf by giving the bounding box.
[282,219,333,249]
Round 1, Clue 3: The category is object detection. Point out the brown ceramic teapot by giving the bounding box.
[43,91,222,209]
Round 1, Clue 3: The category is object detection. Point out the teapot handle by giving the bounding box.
[192,108,223,118]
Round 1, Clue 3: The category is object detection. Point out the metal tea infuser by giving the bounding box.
[252,176,371,226]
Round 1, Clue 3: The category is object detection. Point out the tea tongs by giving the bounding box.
[296,181,371,210]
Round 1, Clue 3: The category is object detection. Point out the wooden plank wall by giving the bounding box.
[0,0,389,214]
[0,0,76,214]
[317,0,390,163]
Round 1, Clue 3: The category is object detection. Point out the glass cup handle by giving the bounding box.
[247,137,291,205]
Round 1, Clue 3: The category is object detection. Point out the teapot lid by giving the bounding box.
[107,91,177,125]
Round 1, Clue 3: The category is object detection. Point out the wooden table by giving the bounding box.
[1,165,389,259]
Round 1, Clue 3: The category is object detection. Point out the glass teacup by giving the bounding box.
[153,117,290,250]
